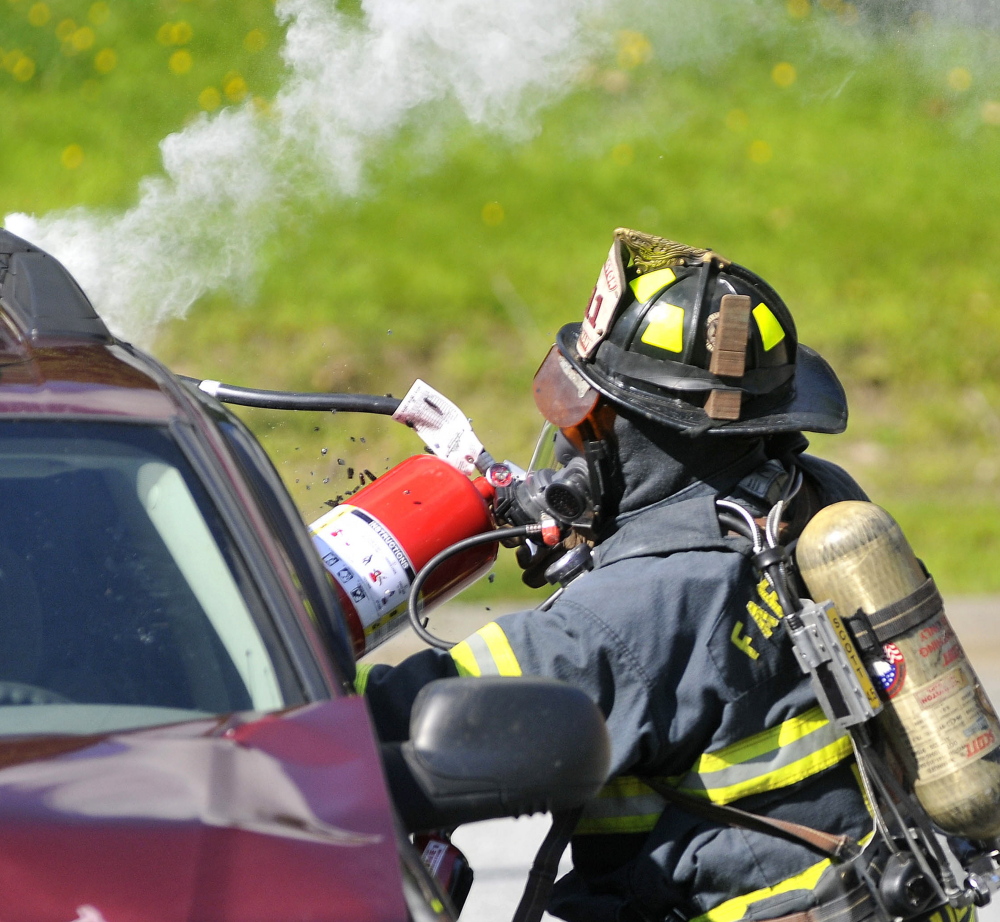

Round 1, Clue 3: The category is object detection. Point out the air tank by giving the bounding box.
[796,501,1000,839]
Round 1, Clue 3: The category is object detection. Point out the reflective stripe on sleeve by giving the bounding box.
[449,621,522,677]
[675,706,853,805]
[575,775,666,835]
[354,661,376,695]
[575,707,853,835]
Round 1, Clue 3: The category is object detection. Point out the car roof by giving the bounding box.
[0,229,180,421]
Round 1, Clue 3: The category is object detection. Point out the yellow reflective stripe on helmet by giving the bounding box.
[753,303,785,351]
[630,267,677,304]
[449,621,522,678]
[640,302,686,353]
[676,707,853,805]
[690,831,875,922]
[354,661,376,695]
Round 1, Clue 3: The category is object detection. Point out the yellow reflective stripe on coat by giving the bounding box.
[575,707,852,835]
[675,706,853,805]
[354,661,376,695]
[449,622,522,677]
[576,775,666,834]
[690,831,876,922]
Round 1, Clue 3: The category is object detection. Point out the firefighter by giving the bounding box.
[360,230,924,922]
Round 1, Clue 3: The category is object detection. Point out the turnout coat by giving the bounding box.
[360,449,874,922]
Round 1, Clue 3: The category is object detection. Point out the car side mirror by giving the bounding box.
[383,676,610,832]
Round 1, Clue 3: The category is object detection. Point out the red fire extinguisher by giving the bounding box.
[310,454,498,657]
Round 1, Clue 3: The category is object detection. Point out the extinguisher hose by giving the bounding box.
[408,524,543,650]
[181,377,402,415]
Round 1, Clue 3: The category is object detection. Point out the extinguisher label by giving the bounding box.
[309,505,415,640]
[392,380,485,475]
[420,838,449,876]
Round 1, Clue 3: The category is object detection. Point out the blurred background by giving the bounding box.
[3,0,1000,601]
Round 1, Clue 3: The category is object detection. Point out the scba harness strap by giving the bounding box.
[640,776,858,864]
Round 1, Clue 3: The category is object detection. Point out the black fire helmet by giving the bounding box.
[543,228,847,437]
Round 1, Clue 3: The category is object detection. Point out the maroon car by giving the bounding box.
[0,230,609,922]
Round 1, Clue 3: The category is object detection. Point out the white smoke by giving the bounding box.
[5,0,613,344]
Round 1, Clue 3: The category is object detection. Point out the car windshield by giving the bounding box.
[0,420,303,736]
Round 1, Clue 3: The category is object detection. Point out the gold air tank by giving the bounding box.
[796,501,1000,839]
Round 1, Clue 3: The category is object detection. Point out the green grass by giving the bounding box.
[6,1,1000,597]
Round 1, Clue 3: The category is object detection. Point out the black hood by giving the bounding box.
[612,410,767,518]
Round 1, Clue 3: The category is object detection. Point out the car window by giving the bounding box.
[216,417,356,687]
[0,420,303,736]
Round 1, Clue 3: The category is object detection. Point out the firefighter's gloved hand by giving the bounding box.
[516,541,567,589]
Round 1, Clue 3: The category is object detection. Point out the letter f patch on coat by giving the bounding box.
[732,578,785,660]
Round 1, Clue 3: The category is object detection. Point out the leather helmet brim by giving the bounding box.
[555,323,847,436]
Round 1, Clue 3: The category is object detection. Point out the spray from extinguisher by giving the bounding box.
[796,501,1000,840]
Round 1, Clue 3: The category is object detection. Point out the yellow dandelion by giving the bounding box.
[787,0,810,18]
[616,30,652,70]
[27,2,50,26]
[88,2,109,25]
[726,109,749,132]
[772,62,796,87]
[2,49,22,72]
[224,73,248,102]
[55,18,76,41]
[72,27,95,51]
[156,22,173,46]
[169,49,192,75]
[611,143,634,166]
[93,47,116,74]
[171,21,192,45]
[981,101,1000,126]
[198,86,221,110]
[481,202,505,226]
[749,140,773,164]
[244,28,267,52]
[61,144,84,169]
[948,67,972,92]
[12,55,35,81]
